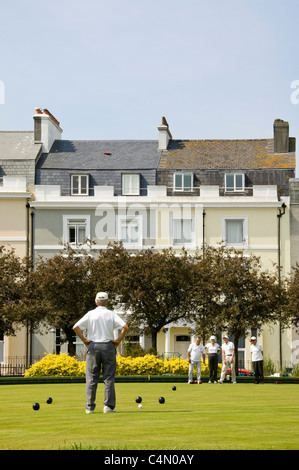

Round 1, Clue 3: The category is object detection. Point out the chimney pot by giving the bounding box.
[33,107,62,152]
[273,119,289,153]
[158,116,172,150]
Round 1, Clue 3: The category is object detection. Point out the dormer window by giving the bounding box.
[174,173,193,192]
[122,174,140,195]
[71,174,89,195]
[225,173,245,192]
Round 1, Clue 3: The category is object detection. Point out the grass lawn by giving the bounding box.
[0,381,298,450]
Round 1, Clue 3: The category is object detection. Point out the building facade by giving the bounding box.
[0,130,42,367]
[1,109,297,372]
[289,178,299,367]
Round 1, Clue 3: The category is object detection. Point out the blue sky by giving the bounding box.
[0,0,298,173]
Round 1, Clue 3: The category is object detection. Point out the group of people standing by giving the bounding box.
[72,290,265,415]
[187,335,264,384]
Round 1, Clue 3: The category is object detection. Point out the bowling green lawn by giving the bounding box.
[0,382,298,451]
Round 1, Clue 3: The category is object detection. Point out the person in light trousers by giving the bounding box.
[187,336,206,384]
[73,292,128,414]
[219,335,236,384]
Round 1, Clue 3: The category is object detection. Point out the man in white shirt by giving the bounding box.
[250,336,264,384]
[219,335,236,384]
[73,292,128,414]
[187,336,206,384]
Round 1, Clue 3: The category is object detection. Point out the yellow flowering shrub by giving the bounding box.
[116,354,164,376]
[162,358,219,376]
[24,353,222,377]
[24,353,85,377]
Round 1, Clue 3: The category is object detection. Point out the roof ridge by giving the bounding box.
[0,130,33,134]
[171,138,273,142]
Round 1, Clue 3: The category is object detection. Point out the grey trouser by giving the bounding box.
[188,360,202,382]
[85,341,117,412]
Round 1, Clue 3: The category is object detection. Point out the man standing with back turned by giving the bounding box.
[73,292,128,414]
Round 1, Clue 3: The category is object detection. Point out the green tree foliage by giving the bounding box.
[1,243,289,363]
[191,246,284,369]
[116,248,194,353]
[0,246,27,336]
[285,263,299,331]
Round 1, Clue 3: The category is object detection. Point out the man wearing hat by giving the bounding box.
[219,335,236,384]
[250,336,264,384]
[187,336,206,384]
[73,292,128,413]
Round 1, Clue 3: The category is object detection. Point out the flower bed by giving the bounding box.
[24,353,222,377]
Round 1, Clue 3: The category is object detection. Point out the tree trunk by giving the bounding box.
[151,331,158,355]
[68,339,76,357]
[234,331,240,377]
[65,327,76,357]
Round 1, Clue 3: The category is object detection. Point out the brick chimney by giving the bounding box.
[33,107,62,153]
[158,116,172,150]
[273,119,289,153]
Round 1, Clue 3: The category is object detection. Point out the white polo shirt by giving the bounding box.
[74,306,126,342]
[188,343,205,361]
[205,342,220,354]
[222,341,235,356]
[250,342,263,361]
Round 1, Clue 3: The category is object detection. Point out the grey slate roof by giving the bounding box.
[37,140,162,170]
[0,131,42,160]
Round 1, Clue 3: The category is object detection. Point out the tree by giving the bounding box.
[215,247,283,371]
[87,242,131,308]
[10,243,131,356]
[0,246,27,336]
[118,248,194,353]
[190,246,284,372]
[285,263,299,331]
[17,249,95,356]
[190,246,226,342]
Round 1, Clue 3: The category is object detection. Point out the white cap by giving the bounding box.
[250,336,257,341]
[210,335,216,340]
[223,335,229,339]
[95,292,108,300]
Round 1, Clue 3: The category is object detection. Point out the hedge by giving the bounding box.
[24,353,222,377]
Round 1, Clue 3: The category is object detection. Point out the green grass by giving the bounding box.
[0,382,298,450]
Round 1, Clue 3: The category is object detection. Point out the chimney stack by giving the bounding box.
[158,116,172,150]
[33,107,62,153]
[273,119,289,153]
